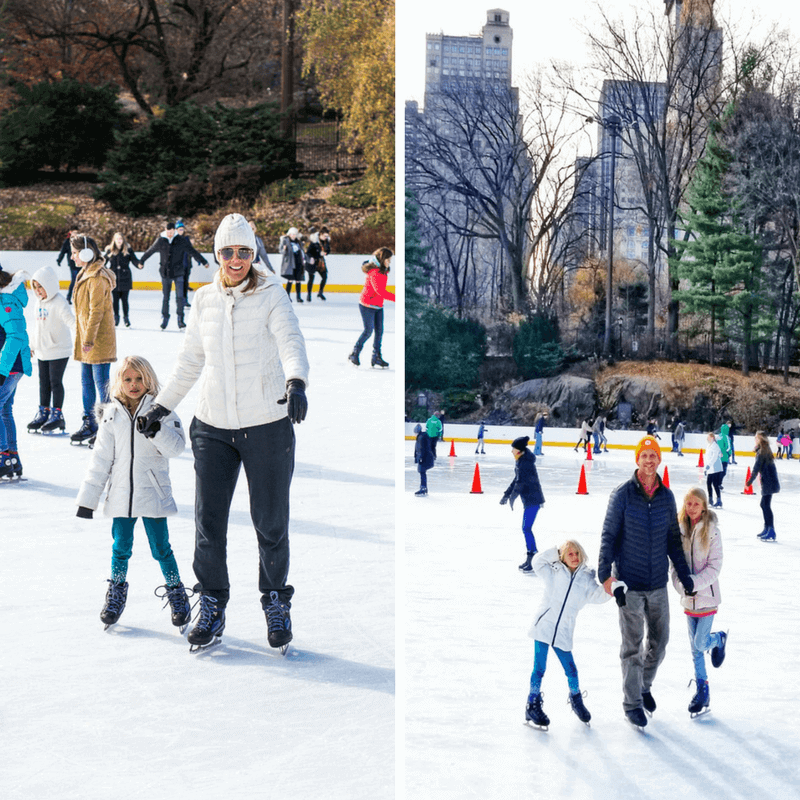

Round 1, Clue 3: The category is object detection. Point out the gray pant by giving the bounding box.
[618,587,670,711]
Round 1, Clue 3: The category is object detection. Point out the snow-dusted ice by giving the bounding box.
[405,437,800,799]
[3,290,395,800]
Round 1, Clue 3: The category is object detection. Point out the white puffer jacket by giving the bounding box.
[671,514,722,612]
[30,266,74,361]
[76,395,185,518]
[529,547,611,651]
[155,270,309,429]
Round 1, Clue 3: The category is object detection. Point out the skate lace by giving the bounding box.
[154,583,194,613]
[265,591,290,632]
[192,594,220,630]
[105,581,127,614]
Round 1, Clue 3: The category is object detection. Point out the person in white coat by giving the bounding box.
[76,356,190,631]
[137,213,310,653]
[525,541,624,728]
[672,488,727,717]
[27,266,75,434]
[703,432,724,508]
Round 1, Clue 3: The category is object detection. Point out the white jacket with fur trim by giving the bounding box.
[76,395,185,518]
[155,271,309,429]
[671,515,722,613]
[529,547,610,651]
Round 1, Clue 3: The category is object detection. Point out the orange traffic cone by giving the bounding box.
[585,444,593,461]
[697,449,704,468]
[742,466,754,495]
[449,439,457,457]
[576,464,589,495]
[470,463,483,494]
[662,465,670,488]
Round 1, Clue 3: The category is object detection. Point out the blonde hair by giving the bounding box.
[755,430,774,462]
[558,539,589,570]
[678,487,715,551]
[109,356,160,402]
[105,232,131,257]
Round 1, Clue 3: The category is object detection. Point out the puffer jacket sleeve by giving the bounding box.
[581,567,612,605]
[666,494,693,590]
[532,547,560,575]
[155,303,208,411]
[690,523,723,593]
[598,483,626,583]
[264,287,310,387]
[147,409,186,459]
[76,411,115,511]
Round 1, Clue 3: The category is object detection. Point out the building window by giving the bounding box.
[627,226,635,237]
[434,43,440,50]
[502,48,508,55]
[494,14,501,22]
[430,59,438,67]
[427,43,432,50]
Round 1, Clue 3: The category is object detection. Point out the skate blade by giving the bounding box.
[0,475,27,482]
[690,708,711,719]
[178,623,189,634]
[523,720,549,731]
[103,622,117,631]
[189,636,222,653]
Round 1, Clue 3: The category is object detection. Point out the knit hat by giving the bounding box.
[511,436,530,451]
[214,213,256,255]
[287,227,299,237]
[414,424,422,434]
[175,220,185,230]
[635,436,662,463]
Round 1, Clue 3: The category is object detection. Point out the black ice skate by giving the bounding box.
[711,631,728,668]
[264,590,292,654]
[0,450,23,480]
[70,415,98,446]
[414,487,428,497]
[519,550,536,573]
[27,406,50,433]
[525,693,549,730]
[625,707,648,729]
[371,353,389,368]
[155,583,193,633]
[41,408,66,434]
[348,350,360,367]
[688,679,710,717]
[187,593,225,652]
[568,692,591,725]
[642,691,657,717]
[101,580,129,629]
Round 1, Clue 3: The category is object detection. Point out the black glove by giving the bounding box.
[136,403,170,439]
[683,576,695,595]
[277,379,307,423]
[76,506,94,519]
[614,586,627,607]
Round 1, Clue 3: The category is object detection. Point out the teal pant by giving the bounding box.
[111,517,181,586]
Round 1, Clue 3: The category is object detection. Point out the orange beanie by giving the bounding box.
[635,436,662,463]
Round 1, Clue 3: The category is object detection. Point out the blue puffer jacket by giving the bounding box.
[502,449,545,508]
[748,450,780,495]
[598,473,693,593]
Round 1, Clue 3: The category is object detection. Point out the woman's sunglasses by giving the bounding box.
[220,247,254,261]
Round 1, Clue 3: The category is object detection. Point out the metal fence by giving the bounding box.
[294,120,366,174]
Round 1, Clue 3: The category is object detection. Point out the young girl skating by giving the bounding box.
[27,266,75,435]
[76,355,191,630]
[671,488,727,717]
[525,540,626,728]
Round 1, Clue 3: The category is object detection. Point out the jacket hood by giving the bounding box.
[81,261,117,289]
[32,265,61,300]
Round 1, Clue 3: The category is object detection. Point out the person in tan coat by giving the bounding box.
[70,233,117,445]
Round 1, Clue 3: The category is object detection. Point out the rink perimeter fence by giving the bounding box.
[404,423,796,459]
[0,251,393,295]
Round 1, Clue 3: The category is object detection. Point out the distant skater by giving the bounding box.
[348,248,395,368]
[500,436,545,573]
[745,431,780,542]
[533,412,547,456]
[413,423,435,497]
[704,433,723,509]
[475,421,487,454]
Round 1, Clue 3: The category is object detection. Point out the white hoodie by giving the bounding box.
[30,266,74,361]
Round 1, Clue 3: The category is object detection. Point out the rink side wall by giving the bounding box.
[0,251,392,294]
[404,423,787,459]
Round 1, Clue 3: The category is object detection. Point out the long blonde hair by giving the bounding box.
[109,356,160,403]
[105,232,132,257]
[558,539,589,570]
[678,486,715,551]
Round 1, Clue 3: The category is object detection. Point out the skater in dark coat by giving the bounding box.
[57,230,79,303]
[533,412,547,456]
[413,423,435,496]
[279,227,306,302]
[598,435,695,728]
[103,232,142,327]
[500,435,545,573]
[745,431,780,542]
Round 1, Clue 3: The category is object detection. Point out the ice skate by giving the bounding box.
[348,350,360,367]
[625,707,648,729]
[27,406,50,433]
[642,691,656,717]
[711,631,728,668]
[688,679,710,717]
[70,415,97,446]
[518,550,536,573]
[371,353,389,369]
[187,593,225,652]
[100,580,129,629]
[524,693,549,730]
[40,408,66,434]
[264,591,292,654]
[155,582,192,633]
[568,692,591,725]
[758,527,776,542]
[414,487,428,497]
[0,451,23,480]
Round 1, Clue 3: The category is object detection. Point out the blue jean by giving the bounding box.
[81,362,110,417]
[522,504,540,552]
[354,305,384,355]
[111,517,181,585]
[530,640,580,695]
[161,275,186,322]
[0,371,23,451]
[533,431,543,455]
[686,614,722,682]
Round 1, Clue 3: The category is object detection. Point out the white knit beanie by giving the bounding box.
[214,213,256,254]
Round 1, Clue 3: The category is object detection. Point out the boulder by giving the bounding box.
[501,375,596,425]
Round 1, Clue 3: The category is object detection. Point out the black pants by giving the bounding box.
[761,494,774,528]
[306,270,327,297]
[161,275,186,322]
[285,281,302,300]
[38,357,69,408]
[112,289,130,322]
[706,472,722,503]
[190,416,295,609]
[66,267,80,303]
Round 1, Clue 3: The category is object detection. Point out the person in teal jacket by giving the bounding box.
[716,423,731,489]
[0,267,32,384]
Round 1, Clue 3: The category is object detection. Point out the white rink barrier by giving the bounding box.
[404,422,788,459]
[0,251,392,294]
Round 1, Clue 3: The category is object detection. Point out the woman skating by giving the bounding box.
[348,248,395,368]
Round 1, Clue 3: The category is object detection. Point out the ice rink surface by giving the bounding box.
[405,437,800,799]
[3,290,395,800]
